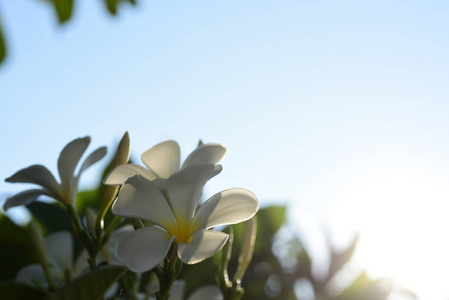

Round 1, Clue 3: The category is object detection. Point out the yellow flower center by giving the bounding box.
[173,230,193,244]
[165,220,193,244]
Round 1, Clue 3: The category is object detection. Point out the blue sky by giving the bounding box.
[2,1,449,299]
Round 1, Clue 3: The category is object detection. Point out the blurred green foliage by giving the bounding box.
[0,192,405,299]
[0,0,137,65]
[0,153,412,299]
[177,205,399,300]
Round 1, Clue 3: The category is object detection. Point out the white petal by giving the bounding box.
[112,175,176,230]
[16,264,47,287]
[5,165,62,197]
[44,231,73,274]
[73,249,89,278]
[108,225,134,250]
[73,147,107,193]
[116,226,174,273]
[177,230,228,264]
[107,225,134,266]
[141,140,180,179]
[57,137,90,201]
[190,189,259,232]
[153,178,168,191]
[103,164,157,185]
[166,164,217,229]
[188,286,223,300]
[3,189,51,211]
[182,143,226,170]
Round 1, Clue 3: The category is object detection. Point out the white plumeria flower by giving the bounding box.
[103,140,226,185]
[4,137,106,210]
[16,231,89,287]
[112,164,259,273]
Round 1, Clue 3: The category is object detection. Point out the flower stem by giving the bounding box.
[28,221,58,292]
[99,215,122,249]
[224,280,245,300]
[65,203,97,269]
[155,244,182,300]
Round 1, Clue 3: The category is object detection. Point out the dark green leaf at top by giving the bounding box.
[0,21,6,65]
[27,201,72,235]
[52,0,74,23]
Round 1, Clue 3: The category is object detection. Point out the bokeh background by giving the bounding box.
[2,1,449,299]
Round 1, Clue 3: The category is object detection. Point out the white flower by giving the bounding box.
[16,231,89,287]
[103,140,226,185]
[4,137,106,210]
[112,164,258,273]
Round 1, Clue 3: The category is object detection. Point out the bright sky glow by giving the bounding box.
[2,1,449,299]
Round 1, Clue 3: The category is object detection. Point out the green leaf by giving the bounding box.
[336,272,392,300]
[76,190,102,216]
[103,0,137,15]
[27,201,72,235]
[52,0,74,23]
[0,282,45,300]
[26,201,86,260]
[179,258,217,298]
[0,21,6,65]
[48,266,127,300]
[253,206,286,255]
[0,214,39,281]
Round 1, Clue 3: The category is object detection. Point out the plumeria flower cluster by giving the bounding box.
[104,140,259,272]
[3,135,258,300]
[111,164,258,272]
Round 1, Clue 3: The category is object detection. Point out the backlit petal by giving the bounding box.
[104,164,157,185]
[116,226,174,272]
[141,140,180,178]
[5,165,62,198]
[106,225,134,266]
[234,217,257,281]
[177,230,228,264]
[182,143,226,170]
[190,189,258,231]
[57,137,90,201]
[77,147,107,177]
[73,249,89,278]
[3,189,51,211]
[75,146,107,182]
[45,231,73,274]
[112,175,176,230]
[166,164,217,229]
[16,264,47,287]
